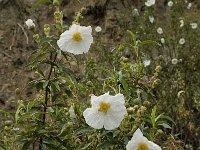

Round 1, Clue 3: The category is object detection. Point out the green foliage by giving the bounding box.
[1,0,200,149]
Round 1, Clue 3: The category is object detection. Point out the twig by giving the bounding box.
[39,53,57,150]
[0,51,12,58]
[9,28,17,51]
[17,23,29,45]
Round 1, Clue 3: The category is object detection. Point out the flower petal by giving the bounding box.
[148,141,162,150]
[83,108,104,129]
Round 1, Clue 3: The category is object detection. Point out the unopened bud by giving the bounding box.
[143,100,150,106]
[155,65,162,73]
[44,24,50,36]
[33,34,40,43]
[120,56,129,62]
[86,81,93,86]
[140,106,147,113]
[127,107,134,114]
[53,0,60,5]
[80,7,87,15]
[54,10,63,24]
[152,79,161,88]
[133,98,139,104]
[156,129,164,135]
[15,88,21,95]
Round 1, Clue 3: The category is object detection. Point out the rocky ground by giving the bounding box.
[0,0,199,109]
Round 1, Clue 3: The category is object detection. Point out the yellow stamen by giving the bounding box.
[72,32,82,41]
[138,143,148,150]
[99,101,110,113]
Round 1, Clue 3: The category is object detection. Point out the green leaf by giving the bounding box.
[80,142,93,150]
[0,144,6,150]
[43,80,49,89]
[159,114,175,124]
[139,40,160,47]
[158,123,172,129]
[32,0,52,9]
[127,30,136,45]
[22,141,32,150]
[121,79,129,90]
[97,141,115,149]
[74,127,93,136]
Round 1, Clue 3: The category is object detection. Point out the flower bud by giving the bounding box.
[143,100,150,106]
[133,98,139,104]
[86,81,93,86]
[152,79,161,88]
[18,100,24,106]
[156,129,164,135]
[155,65,161,73]
[44,24,50,37]
[133,105,139,110]
[120,56,129,62]
[54,10,63,24]
[67,121,73,129]
[33,34,40,43]
[127,107,134,114]
[53,0,60,5]
[80,7,87,15]
[140,106,147,113]
[15,88,21,95]
[4,126,9,131]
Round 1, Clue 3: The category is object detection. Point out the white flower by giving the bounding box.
[177,90,184,98]
[157,27,163,34]
[190,23,198,29]
[83,92,127,130]
[180,20,184,27]
[145,0,155,7]
[171,58,178,65]
[149,16,154,23]
[95,26,102,32]
[179,38,185,45]
[187,3,192,9]
[57,24,93,55]
[69,105,76,119]
[132,8,140,16]
[161,38,165,44]
[143,60,151,67]
[168,1,174,7]
[25,19,35,29]
[126,128,162,150]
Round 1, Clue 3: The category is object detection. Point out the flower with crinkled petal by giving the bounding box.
[190,23,198,29]
[83,92,127,130]
[143,60,151,67]
[145,0,155,7]
[168,1,173,7]
[161,38,165,44]
[126,128,162,150]
[157,27,163,34]
[95,26,102,32]
[187,3,192,9]
[179,38,185,45]
[57,24,93,55]
[25,19,35,29]
[180,19,184,27]
[149,16,154,23]
[171,58,178,65]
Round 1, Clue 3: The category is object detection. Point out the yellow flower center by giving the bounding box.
[72,32,82,41]
[99,101,110,113]
[137,143,148,150]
